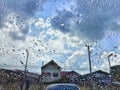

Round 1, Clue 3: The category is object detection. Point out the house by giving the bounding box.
[82,70,112,86]
[41,60,62,83]
[61,71,82,84]
[15,69,40,84]
[0,68,40,84]
[110,65,120,81]
[61,71,69,77]
[0,68,23,84]
[67,71,80,78]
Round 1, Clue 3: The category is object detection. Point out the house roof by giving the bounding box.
[94,70,109,75]
[15,69,39,76]
[61,71,81,77]
[41,60,62,70]
[110,65,120,69]
[83,70,110,77]
[0,68,15,73]
[67,71,80,75]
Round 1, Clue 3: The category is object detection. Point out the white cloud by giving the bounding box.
[65,47,86,68]
[34,18,51,28]
[1,14,120,75]
[0,16,86,74]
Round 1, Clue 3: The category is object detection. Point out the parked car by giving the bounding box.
[46,83,80,90]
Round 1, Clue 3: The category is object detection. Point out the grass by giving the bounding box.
[0,83,120,90]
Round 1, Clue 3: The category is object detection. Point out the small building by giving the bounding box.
[61,71,69,77]
[15,69,40,84]
[66,71,81,84]
[0,69,40,84]
[67,71,80,78]
[110,65,120,81]
[41,60,62,83]
[0,68,24,84]
[82,70,112,86]
[61,71,82,84]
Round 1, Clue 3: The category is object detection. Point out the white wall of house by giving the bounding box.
[94,73,109,78]
[42,65,61,82]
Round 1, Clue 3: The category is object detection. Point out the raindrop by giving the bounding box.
[3,1,5,6]
[36,3,39,7]
[60,23,64,27]
[16,15,19,18]
[12,49,15,52]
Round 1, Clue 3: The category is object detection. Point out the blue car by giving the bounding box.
[46,83,80,90]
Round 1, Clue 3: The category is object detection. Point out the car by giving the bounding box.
[46,83,80,90]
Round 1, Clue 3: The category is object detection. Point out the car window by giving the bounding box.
[0,0,120,90]
[46,84,80,90]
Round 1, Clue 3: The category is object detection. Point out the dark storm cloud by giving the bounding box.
[4,0,46,16]
[51,11,74,33]
[0,0,47,40]
[51,0,120,40]
[109,20,120,31]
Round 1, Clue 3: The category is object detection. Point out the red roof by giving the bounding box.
[61,71,69,76]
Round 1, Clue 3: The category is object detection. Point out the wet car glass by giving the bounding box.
[0,0,120,90]
[46,83,80,90]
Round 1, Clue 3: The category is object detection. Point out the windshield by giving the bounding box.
[0,0,120,90]
[46,84,80,90]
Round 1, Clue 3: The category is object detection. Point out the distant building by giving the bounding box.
[15,69,40,84]
[41,60,62,83]
[0,68,40,84]
[61,71,82,84]
[0,68,24,84]
[110,65,120,81]
[61,71,69,77]
[82,70,112,86]
[67,71,80,78]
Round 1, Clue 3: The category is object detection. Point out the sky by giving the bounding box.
[0,0,120,75]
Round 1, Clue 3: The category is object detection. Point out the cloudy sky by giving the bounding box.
[0,0,120,74]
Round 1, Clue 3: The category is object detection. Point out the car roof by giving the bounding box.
[46,83,80,90]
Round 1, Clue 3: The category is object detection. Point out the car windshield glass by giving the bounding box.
[0,0,120,90]
[46,84,80,90]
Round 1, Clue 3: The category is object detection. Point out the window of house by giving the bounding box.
[53,73,58,77]
[42,72,50,76]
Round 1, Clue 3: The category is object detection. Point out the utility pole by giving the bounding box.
[85,45,93,89]
[42,61,44,67]
[24,49,29,78]
[40,61,44,90]
[85,45,92,73]
[24,49,29,90]
[108,53,113,73]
